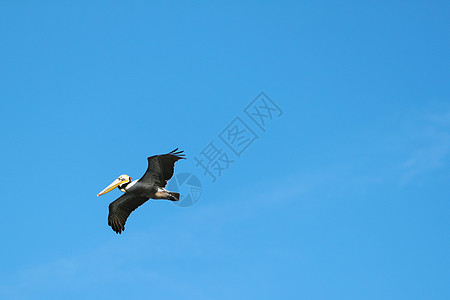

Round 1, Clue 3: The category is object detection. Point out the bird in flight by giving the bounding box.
[97,148,186,234]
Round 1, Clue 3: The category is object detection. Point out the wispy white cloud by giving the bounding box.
[2,108,449,300]
[0,183,302,300]
[397,110,450,185]
[0,240,163,299]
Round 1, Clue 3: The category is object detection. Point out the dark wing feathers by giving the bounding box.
[139,148,186,187]
[108,193,150,234]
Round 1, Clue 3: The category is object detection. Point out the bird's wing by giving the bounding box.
[139,148,186,187]
[108,193,149,234]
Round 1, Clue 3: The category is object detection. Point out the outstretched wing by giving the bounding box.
[108,193,150,234]
[139,148,186,187]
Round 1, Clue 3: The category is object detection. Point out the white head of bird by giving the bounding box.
[97,174,132,196]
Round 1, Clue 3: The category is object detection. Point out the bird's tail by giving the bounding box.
[167,192,180,201]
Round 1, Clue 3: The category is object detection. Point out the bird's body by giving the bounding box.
[97,148,185,234]
[118,179,157,198]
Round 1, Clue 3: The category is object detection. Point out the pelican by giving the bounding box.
[97,148,185,234]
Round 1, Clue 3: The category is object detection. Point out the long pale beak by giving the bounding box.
[97,178,123,196]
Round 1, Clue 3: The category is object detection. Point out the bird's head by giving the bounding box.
[97,174,132,196]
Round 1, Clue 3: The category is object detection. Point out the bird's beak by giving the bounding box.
[97,178,123,196]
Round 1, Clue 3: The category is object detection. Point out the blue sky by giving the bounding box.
[0,1,449,299]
